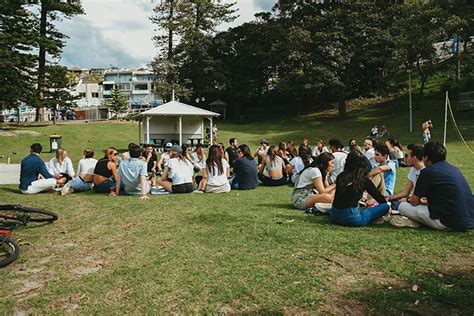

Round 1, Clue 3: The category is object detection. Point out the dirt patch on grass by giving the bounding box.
[0,130,42,137]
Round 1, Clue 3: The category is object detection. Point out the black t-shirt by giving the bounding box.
[94,159,112,178]
[414,161,474,231]
[332,176,386,209]
[226,146,238,166]
[233,157,258,190]
[147,153,158,172]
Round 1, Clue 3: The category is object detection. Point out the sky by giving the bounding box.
[57,0,277,69]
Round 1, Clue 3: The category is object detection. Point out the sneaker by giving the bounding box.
[389,215,420,228]
[61,183,73,196]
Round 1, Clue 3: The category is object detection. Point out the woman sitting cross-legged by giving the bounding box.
[197,145,231,193]
[229,144,258,190]
[258,146,287,186]
[48,148,75,181]
[292,152,336,210]
[330,152,389,227]
[158,145,195,194]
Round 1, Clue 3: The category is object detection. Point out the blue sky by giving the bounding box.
[57,0,276,69]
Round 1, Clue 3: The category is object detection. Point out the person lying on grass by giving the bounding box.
[258,146,287,187]
[197,145,231,193]
[116,143,150,200]
[291,152,335,210]
[330,152,389,227]
[157,145,195,194]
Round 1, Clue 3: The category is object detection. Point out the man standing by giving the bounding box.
[117,144,150,200]
[422,119,433,144]
[226,138,239,166]
[369,144,397,196]
[398,142,474,231]
[19,143,63,194]
[363,139,376,167]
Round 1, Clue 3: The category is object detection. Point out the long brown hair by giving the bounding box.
[206,145,224,175]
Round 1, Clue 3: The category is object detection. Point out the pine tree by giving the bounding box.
[0,0,37,113]
[103,88,129,119]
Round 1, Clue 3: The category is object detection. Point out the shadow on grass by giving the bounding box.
[257,203,294,210]
[0,187,20,194]
[348,270,474,314]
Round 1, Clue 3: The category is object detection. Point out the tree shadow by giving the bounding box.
[349,270,474,314]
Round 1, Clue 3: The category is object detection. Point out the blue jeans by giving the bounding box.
[330,204,389,227]
[69,177,93,192]
[228,176,239,189]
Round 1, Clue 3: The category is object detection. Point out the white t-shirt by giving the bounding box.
[160,152,171,165]
[77,158,98,175]
[296,167,322,189]
[407,166,425,188]
[166,158,194,185]
[206,159,230,186]
[48,157,75,177]
[191,152,206,170]
[312,146,329,157]
[364,148,376,167]
[331,151,347,182]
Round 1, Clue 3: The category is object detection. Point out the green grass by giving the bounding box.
[0,94,473,314]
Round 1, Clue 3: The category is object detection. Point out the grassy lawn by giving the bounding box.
[1,94,473,314]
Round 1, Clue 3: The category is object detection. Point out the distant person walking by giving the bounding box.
[422,119,433,143]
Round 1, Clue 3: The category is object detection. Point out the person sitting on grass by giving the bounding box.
[142,144,158,188]
[258,146,287,186]
[158,145,195,194]
[254,139,269,166]
[330,152,389,227]
[348,139,362,155]
[328,138,347,183]
[157,142,172,173]
[312,139,329,158]
[117,143,150,200]
[286,141,298,160]
[363,139,376,167]
[93,147,121,195]
[226,138,239,167]
[288,146,312,184]
[398,141,474,231]
[191,144,206,171]
[218,143,230,163]
[369,144,397,196]
[291,152,336,210]
[229,144,258,190]
[387,144,425,228]
[385,138,405,167]
[20,143,64,194]
[197,144,231,193]
[61,148,97,195]
[48,148,75,181]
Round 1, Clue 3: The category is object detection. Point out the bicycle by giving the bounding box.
[0,205,58,268]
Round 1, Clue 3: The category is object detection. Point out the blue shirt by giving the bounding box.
[414,160,474,231]
[233,157,258,190]
[383,160,397,196]
[118,158,149,195]
[19,153,54,190]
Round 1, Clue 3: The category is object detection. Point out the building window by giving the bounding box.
[134,83,148,91]
[92,92,99,98]
[104,84,113,91]
[117,83,130,90]
[79,92,86,98]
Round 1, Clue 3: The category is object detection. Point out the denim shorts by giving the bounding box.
[292,187,314,210]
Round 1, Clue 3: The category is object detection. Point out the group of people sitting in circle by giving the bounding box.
[19,135,473,232]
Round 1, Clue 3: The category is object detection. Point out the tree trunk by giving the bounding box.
[338,92,347,118]
[415,59,428,109]
[167,0,174,61]
[36,0,48,122]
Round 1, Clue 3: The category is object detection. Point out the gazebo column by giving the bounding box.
[209,116,213,145]
[179,115,183,146]
[146,116,151,144]
[138,118,142,144]
[201,119,204,143]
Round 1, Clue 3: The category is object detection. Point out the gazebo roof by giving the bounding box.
[141,100,220,117]
[209,99,227,106]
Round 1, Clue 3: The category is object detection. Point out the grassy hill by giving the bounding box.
[0,94,473,314]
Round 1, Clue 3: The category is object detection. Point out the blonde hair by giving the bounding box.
[56,148,66,160]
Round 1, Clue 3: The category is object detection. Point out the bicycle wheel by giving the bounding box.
[0,205,58,223]
[0,237,20,268]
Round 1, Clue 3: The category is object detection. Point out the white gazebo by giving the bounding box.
[139,100,220,147]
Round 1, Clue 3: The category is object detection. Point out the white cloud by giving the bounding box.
[56,0,276,68]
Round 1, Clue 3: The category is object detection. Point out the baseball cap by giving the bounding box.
[364,139,373,146]
[170,145,182,153]
[165,142,172,149]
[260,139,269,145]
